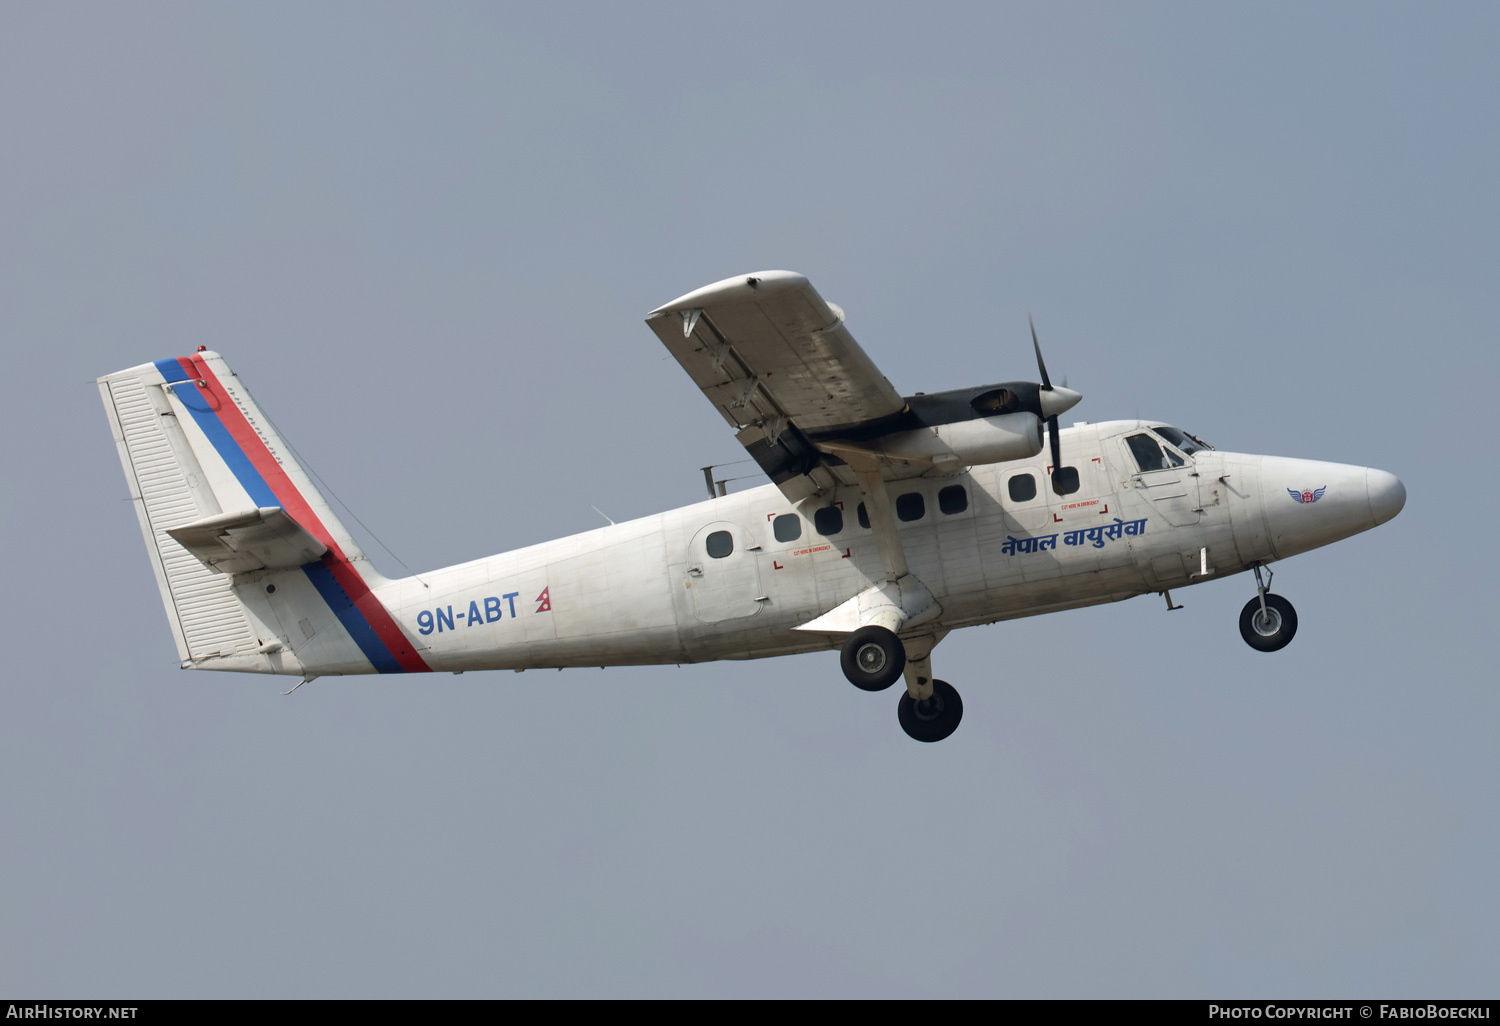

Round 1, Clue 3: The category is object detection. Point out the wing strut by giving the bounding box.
[793,456,941,640]
[851,462,909,584]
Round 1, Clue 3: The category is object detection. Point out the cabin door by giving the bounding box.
[686,521,764,623]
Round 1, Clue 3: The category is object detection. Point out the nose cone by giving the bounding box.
[1038,386,1082,420]
[1367,468,1406,526]
[1257,456,1399,559]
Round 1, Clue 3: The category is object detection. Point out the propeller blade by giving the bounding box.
[1030,314,1052,391]
[1048,415,1062,488]
[1031,314,1080,495]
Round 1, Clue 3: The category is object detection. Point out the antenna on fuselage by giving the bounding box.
[700,464,732,498]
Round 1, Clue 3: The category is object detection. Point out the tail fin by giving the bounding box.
[98,351,429,676]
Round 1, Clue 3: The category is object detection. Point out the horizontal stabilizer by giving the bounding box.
[166,506,328,574]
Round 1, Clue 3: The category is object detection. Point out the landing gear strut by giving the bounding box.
[1239,563,1298,652]
[843,628,964,742]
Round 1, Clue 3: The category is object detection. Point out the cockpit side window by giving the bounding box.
[1126,433,1171,472]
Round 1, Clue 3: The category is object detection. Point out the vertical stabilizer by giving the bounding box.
[99,351,429,677]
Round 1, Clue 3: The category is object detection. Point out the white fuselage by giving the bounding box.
[240,420,1398,676]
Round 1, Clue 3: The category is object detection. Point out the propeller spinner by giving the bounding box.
[1029,315,1081,495]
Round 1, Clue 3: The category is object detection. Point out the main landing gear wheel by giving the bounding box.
[898,680,963,743]
[840,625,906,692]
[1239,593,1298,652]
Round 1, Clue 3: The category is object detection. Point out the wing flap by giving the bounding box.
[166,506,329,574]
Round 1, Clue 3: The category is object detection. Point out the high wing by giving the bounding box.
[646,271,953,501]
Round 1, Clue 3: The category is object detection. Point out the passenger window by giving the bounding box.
[772,514,801,543]
[857,503,870,530]
[814,506,844,536]
[896,492,925,522]
[938,485,968,515]
[706,531,733,558]
[1051,466,1081,496]
[1126,433,1171,473]
[1008,474,1037,503]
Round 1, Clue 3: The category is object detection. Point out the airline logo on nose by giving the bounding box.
[1288,486,1327,504]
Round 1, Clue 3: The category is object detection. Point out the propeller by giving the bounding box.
[1029,314,1081,495]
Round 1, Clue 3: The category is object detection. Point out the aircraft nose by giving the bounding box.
[1367,468,1406,526]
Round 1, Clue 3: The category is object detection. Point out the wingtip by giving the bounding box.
[648,270,809,315]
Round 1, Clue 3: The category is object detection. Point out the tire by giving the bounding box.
[1239,593,1298,652]
[840,626,906,691]
[898,679,964,743]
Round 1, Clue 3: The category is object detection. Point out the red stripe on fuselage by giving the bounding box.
[180,356,430,673]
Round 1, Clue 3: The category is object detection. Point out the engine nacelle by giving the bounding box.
[934,411,1043,464]
[873,411,1043,466]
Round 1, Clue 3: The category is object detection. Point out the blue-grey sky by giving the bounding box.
[2,1,1496,997]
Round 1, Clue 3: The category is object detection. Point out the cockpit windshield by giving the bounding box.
[1154,426,1213,455]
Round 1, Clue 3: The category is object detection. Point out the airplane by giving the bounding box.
[98,270,1406,742]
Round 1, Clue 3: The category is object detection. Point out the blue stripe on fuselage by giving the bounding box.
[301,559,406,674]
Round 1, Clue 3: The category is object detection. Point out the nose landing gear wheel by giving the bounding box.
[898,679,963,742]
[840,625,907,691]
[1239,593,1298,652]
